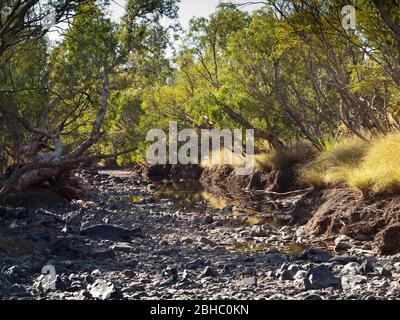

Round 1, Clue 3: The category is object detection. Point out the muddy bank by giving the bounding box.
[141,164,400,256]
[292,188,400,255]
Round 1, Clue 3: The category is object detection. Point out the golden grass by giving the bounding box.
[301,132,400,195]
[300,137,368,188]
[348,132,400,195]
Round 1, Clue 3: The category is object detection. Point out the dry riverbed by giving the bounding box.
[1,170,400,300]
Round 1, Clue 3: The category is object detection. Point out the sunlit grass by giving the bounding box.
[300,132,400,195]
[348,132,400,195]
[300,136,368,188]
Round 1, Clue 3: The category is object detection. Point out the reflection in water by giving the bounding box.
[110,195,144,204]
[228,241,308,255]
[153,182,241,210]
[110,181,311,255]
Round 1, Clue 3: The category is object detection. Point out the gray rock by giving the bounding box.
[237,277,257,286]
[184,259,205,270]
[334,235,353,253]
[204,215,214,224]
[359,260,375,274]
[264,253,288,265]
[111,242,135,253]
[377,267,392,278]
[299,248,333,263]
[80,224,137,241]
[88,279,122,300]
[201,266,218,278]
[88,246,115,259]
[279,264,300,281]
[303,266,341,290]
[198,237,218,247]
[330,255,359,265]
[304,294,323,300]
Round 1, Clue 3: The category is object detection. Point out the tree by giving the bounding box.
[0,0,179,199]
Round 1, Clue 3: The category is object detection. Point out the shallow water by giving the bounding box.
[110,181,311,255]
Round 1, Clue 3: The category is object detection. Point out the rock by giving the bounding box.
[201,266,218,278]
[89,247,115,259]
[250,226,268,237]
[334,235,353,253]
[88,279,122,300]
[264,253,288,265]
[279,264,300,281]
[280,270,293,281]
[163,266,178,279]
[123,283,146,293]
[198,237,218,247]
[377,267,392,278]
[341,262,359,275]
[304,294,323,300]
[204,215,214,224]
[330,255,359,265]
[159,277,177,287]
[111,243,135,253]
[50,237,84,259]
[184,259,205,270]
[91,269,102,277]
[80,224,133,241]
[208,221,223,228]
[2,266,29,283]
[237,277,257,286]
[374,224,400,255]
[299,248,332,263]
[359,260,375,274]
[340,262,358,291]
[303,266,341,290]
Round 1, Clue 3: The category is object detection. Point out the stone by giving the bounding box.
[280,270,293,281]
[184,259,205,270]
[208,221,223,228]
[330,255,359,265]
[49,237,84,259]
[264,253,288,265]
[299,248,333,263]
[111,243,135,253]
[237,277,257,287]
[91,269,102,277]
[303,266,341,290]
[3,266,29,282]
[334,235,352,247]
[377,267,392,278]
[201,266,218,278]
[198,237,218,247]
[204,215,214,224]
[88,247,115,259]
[80,224,133,241]
[304,294,323,300]
[359,260,375,274]
[334,241,351,253]
[88,279,122,300]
